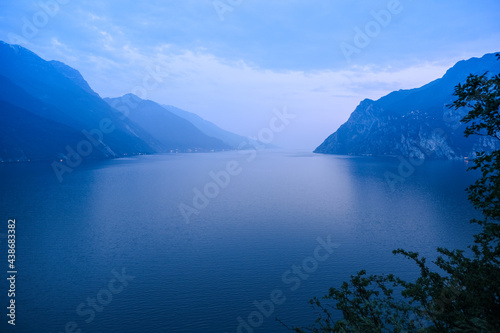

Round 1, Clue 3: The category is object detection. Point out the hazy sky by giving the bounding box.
[0,0,499,149]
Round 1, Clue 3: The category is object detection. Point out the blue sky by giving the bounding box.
[0,0,499,149]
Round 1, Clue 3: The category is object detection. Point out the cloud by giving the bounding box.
[1,0,498,149]
[55,43,451,149]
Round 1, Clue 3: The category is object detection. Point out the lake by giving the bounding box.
[0,150,481,332]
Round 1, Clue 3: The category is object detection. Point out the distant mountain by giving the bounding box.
[315,53,500,159]
[0,41,233,164]
[162,104,248,149]
[0,41,162,162]
[105,94,231,151]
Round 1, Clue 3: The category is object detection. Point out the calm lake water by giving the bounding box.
[0,151,481,332]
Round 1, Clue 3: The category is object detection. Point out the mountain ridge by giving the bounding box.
[162,104,248,149]
[0,41,236,164]
[105,94,231,152]
[314,52,500,159]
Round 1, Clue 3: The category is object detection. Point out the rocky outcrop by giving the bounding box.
[315,53,500,159]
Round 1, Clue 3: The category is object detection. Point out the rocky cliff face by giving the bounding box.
[315,53,500,159]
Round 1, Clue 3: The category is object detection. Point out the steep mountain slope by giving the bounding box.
[315,53,500,159]
[0,74,120,162]
[105,94,231,151]
[0,99,93,162]
[0,41,162,161]
[49,60,100,97]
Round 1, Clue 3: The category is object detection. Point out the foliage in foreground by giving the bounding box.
[286,55,500,333]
